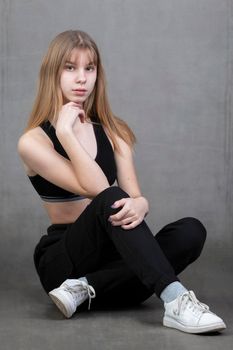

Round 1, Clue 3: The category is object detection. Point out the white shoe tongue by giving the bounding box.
[183,292,208,315]
[64,278,86,288]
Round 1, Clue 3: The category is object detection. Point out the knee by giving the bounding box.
[181,217,207,254]
[104,186,129,197]
[99,186,129,201]
[94,186,129,213]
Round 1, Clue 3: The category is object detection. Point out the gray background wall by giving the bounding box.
[1,1,233,349]
[0,0,232,312]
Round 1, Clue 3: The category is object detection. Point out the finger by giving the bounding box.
[111,215,136,226]
[69,105,84,113]
[109,198,129,220]
[78,112,85,123]
[75,102,83,108]
[69,107,85,123]
[109,207,131,222]
[111,198,127,209]
[121,219,141,230]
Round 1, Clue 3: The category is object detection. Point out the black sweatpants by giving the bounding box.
[34,187,207,307]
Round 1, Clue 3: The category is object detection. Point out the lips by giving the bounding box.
[72,89,87,96]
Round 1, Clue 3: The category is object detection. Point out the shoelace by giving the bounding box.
[65,281,96,310]
[175,290,209,317]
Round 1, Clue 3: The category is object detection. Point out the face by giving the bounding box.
[60,48,97,105]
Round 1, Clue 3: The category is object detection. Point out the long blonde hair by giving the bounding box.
[26,30,136,150]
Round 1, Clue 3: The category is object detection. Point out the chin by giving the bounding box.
[74,97,87,103]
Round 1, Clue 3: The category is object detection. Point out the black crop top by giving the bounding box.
[28,120,117,202]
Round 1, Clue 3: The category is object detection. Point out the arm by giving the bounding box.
[109,136,149,229]
[18,103,110,198]
[55,102,110,197]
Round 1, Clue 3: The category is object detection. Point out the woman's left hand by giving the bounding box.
[108,197,149,230]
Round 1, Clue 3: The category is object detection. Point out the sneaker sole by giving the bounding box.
[49,291,74,318]
[163,316,226,334]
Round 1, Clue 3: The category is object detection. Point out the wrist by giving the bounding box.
[136,196,149,216]
[56,126,74,139]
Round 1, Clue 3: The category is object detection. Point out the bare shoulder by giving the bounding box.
[18,127,52,155]
[114,133,134,159]
[18,127,53,175]
[102,125,133,157]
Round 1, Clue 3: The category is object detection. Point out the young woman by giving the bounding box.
[18,30,226,334]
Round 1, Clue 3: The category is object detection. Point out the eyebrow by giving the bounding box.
[65,60,95,65]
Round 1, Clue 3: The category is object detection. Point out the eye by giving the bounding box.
[65,64,75,71]
[86,65,95,72]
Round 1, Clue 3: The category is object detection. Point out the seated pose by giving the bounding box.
[18,30,226,334]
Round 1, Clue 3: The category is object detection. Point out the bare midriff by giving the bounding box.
[43,198,92,224]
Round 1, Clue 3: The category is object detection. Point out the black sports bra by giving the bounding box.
[28,120,117,202]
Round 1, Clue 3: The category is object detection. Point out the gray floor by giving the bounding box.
[0,256,232,350]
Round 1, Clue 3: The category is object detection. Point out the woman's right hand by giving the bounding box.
[56,102,85,135]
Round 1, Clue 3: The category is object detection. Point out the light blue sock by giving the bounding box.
[160,281,188,303]
[78,277,88,284]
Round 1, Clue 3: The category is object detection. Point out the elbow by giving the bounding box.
[79,183,110,199]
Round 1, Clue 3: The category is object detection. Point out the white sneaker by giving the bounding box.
[49,279,96,318]
[163,290,226,334]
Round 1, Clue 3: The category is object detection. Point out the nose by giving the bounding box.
[76,69,86,84]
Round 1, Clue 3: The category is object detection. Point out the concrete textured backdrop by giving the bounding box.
[1,0,232,278]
